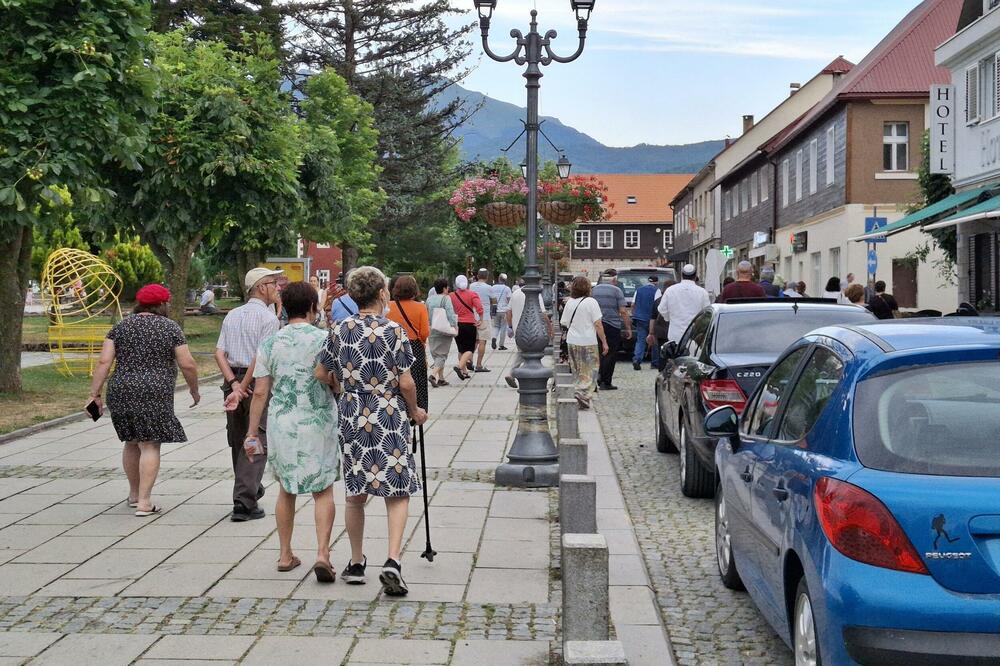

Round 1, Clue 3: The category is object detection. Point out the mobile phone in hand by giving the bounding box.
[85,400,101,422]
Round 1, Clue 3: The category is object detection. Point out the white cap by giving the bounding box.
[682,264,696,277]
[499,273,508,281]
[244,267,283,291]
[455,274,469,290]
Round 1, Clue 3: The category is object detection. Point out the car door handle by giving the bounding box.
[772,485,789,502]
[739,467,753,483]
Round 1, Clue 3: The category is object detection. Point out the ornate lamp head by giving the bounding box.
[570,0,595,21]
[473,0,497,19]
[557,155,572,179]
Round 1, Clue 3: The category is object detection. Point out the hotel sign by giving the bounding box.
[931,84,955,175]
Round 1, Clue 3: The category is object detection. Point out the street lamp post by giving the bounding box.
[475,0,594,487]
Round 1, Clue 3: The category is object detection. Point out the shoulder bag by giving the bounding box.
[429,297,458,336]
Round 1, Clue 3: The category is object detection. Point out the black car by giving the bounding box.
[654,299,876,498]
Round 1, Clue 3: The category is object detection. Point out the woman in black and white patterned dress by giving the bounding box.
[316,266,429,596]
[88,285,201,516]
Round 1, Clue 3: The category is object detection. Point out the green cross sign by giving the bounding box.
[721,245,735,259]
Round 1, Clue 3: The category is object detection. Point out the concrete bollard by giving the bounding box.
[556,362,571,374]
[561,533,610,644]
[556,381,576,402]
[563,642,628,665]
[560,474,597,535]
[557,398,579,442]
[560,438,588,475]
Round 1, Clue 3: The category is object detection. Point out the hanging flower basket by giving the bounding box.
[544,240,568,259]
[539,201,583,226]
[482,202,526,227]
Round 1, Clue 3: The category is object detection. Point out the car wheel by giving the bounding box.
[793,578,822,666]
[715,482,745,590]
[654,388,678,454]
[679,417,714,498]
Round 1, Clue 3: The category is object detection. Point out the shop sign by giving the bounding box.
[931,85,955,175]
[790,232,808,254]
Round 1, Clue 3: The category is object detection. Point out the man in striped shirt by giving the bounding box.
[215,267,283,522]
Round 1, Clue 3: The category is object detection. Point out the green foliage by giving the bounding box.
[30,185,87,281]
[916,129,957,267]
[150,1,285,55]
[101,237,164,300]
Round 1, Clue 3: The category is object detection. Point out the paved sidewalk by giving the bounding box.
[0,347,669,664]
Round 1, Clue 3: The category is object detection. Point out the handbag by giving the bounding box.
[430,299,458,336]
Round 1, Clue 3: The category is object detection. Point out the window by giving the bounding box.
[626,196,638,204]
[967,64,980,124]
[723,190,730,221]
[761,166,769,202]
[795,150,803,201]
[680,311,713,359]
[624,229,640,249]
[316,269,330,287]
[777,348,845,442]
[315,242,331,249]
[597,229,613,249]
[751,172,759,207]
[883,122,909,172]
[826,126,836,186]
[741,180,749,213]
[829,247,841,279]
[811,252,822,296]
[574,229,591,249]
[784,256,792,281]
[663,229,673,248]
[743,348,808,438]
[731,188,738,218]
[809,139,818,194]
[982,54,998,120]
[781,160,790,208]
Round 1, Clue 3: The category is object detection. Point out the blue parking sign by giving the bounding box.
[867,249,878,275]
[865,216,888,243]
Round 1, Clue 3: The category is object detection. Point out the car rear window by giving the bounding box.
[715,309,874,354]
[853,362,1000,477]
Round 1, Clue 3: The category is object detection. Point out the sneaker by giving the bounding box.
[632,362,641,371]
[231,504,265,522]
[342,557,368,584]
[379,558,409,596]
[505,376,518,389]
[474,366,491,373]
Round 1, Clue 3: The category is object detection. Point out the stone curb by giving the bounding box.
[0,372,223,445]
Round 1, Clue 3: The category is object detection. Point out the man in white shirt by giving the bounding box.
[504,280,552,388]
[490,273,513,350]
[470,268,495,372]
[654,264,711,346]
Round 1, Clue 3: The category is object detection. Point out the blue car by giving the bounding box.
[704,319,1000,665]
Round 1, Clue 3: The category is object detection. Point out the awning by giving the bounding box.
[848,186,996,241]
[923,195,1000,231]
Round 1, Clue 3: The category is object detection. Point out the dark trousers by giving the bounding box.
[223,369,267,511]
[599,323,622,387]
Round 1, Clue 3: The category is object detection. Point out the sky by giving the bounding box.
[452,1,928,147]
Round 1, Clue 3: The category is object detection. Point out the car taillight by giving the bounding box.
[814,477,928,575]
[700,379,746,411]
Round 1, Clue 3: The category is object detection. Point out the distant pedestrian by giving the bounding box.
[783,281,802,298]
[450,275,483,381]
[631,276,660,370]
[388,275,430,410]
[759,267,782,297]
[718,261,766,302]
[243,281,338,579]
[823,277,846,304]
[657,264,711,346]
[470,268,495,371]
[88,285,201,517]
[867,294,894,320]
[199,284,219,314]
[216,267,283,522]
[561,276,608,410]
[874,280,899,315]
[591,269,632,390]
[798,281,808,297]
[309,276,327,327]
[491,273,513,350]
[504,280,550,389]
[316,266,428,596]
[845,283,866,307]
[426,278,458,387]
[329,276,360,325]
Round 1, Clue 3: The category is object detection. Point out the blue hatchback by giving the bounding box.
[704,319,1000,665]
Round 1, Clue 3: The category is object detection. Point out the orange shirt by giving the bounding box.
[388,299,430,344]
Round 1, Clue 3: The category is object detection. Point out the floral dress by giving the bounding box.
[252,323,339,494]
[319,314,420,498]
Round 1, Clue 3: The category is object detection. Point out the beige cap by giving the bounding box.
[244,267,283,291]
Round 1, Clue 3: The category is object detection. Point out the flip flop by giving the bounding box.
[277,556,301,572]
[134,505,161,517]
[313,561,336,583]
[127,498,138,508]
[429,376,439,388]
[437,379,450,386]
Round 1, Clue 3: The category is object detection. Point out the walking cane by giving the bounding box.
[416,423,437,562]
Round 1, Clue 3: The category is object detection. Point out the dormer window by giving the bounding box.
[626,196,637,204]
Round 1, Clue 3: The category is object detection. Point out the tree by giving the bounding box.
[114,31,302,326]
[150,1,285,55]
[102,237,164,301]
[0,0,154,392]
[916,129,957,263]
[30,186,89,282]
[284,1,475,272]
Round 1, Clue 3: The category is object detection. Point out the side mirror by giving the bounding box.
[662,341,678,359]
[704,406,740,447]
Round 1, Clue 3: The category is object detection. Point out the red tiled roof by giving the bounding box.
[589,174,693,224]
[767,0,963,154]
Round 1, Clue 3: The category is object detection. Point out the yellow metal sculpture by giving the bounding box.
[40,248,123,377]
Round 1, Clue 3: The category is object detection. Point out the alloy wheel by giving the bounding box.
[716,490,731,575]
[794,589,818,666]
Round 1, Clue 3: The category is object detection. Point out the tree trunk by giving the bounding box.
[341,242,358,277]
[165,237,201,329]
[0,226,32,393]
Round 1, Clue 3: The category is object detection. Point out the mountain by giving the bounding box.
[440,84,724,174]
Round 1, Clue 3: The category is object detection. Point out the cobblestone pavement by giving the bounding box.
[594,365,792,665]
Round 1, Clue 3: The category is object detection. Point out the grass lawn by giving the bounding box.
[5,314,224,435]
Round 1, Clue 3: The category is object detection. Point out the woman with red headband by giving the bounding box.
[88,284,201,516]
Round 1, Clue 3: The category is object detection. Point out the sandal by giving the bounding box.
[127,498,138,508]
[429,376,439,388]
[134,505,161,517]
[313,560,336,583]
[453,366,469,381]
[437,379,450,387]
[474,366,491,373]
[277,555,301,572]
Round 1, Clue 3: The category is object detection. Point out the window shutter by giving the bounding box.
[995,53,1000,117]
[968,65,980,124]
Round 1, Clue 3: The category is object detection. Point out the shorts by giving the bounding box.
[476,317,492,341]
[456,323,477,355]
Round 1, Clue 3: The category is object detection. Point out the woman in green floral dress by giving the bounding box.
[245,282,340,582]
